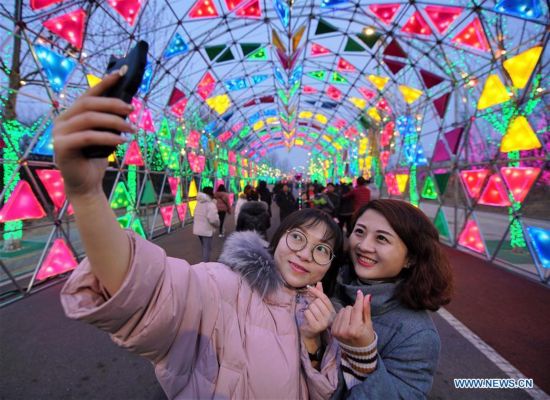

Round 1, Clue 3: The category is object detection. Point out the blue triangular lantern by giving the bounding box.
[274,66,286,86]
[289,64,303,86]
[225,77,248,91]
[415,144,428,166]
[494,0,542,19]
[138,62,153,94]
[32,124,54,156]
[163,33,189,59]
[274,0,290,27]
[321,0,351,7]
[250,74,268,85]
[527,226,550,268]
[35,45,76,93]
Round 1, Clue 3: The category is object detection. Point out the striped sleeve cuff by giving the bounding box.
[339,333,378,386]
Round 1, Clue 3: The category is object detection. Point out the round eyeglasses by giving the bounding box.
[285,230,335,266]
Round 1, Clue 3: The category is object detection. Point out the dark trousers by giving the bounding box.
[198,236,213,262]
[338,214,353,237]
[218,211,227,234]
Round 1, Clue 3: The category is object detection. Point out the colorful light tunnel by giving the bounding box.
[0,0,548,304]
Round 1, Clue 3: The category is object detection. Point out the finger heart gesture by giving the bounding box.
[300,282,336,339]
[332,290,376,347]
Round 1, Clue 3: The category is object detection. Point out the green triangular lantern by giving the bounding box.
[174,126,186,146]
[357,32,382,48]
[434,208,450,239]
[110,182,133,209]
[140,180,157,205]
[330,72,348,84]
[217,47,235,62]
[434,173,450,195]
[158,118,172,141]
[205,45,227,61]
[247,47,268,61]
[421,176,438,199]
[240,43,262,56]
[307,70,327,82]
[344,37,365,52]
[117,213,146,237]
[315,18,339,35]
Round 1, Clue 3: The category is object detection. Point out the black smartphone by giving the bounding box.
[82,40,149,158]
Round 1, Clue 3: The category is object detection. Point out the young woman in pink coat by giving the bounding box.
[54,71,343,399]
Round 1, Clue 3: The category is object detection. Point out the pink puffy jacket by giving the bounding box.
[61,231,339,399]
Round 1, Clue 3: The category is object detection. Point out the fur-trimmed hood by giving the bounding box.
[218,230,282,297]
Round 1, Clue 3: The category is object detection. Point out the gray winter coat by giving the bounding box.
[331,265,440,400]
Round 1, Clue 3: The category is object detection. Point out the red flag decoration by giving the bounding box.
[368,4,400,25]
[124,141,145,166]
[0,180,46,222]
[43,9,87,49]
[478,174,511,206]
[36,238,78,281]
[189,0,220,18]
[451,18,490,52]
[107,0,144,26]
[500,167,540,203]
[36,169,74,215]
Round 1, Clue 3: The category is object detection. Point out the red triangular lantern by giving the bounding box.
[359,87,376,100]
[401,11,433,36]
[460,169,490,199]
[43,9,87,49]
[176,203,188,222]
[310,42,331,57]
[369,4,400,25]
[225,0,247,11]
[458,219,486,254]
[451,18,489,52]
[170,98,188,117]
[36,238,78,281]
[478,174,511,206]
[420,69,445,88]
[107,0,144,26]
[160,205,175,227]
[189,0,220,18]
[36,169,74,215]
[139,109,156,132]
[383,58,406,75]
[337,58,356,72]
[124,141,145,166]
[0,180,46,222]
[500,167,540,203]
[30,0,63,10]
[383,39,407,58]
[433,92,450,118]
[168,87,186,106]
[168,177,180,197]
[196,72,216,100]
[424,5,462,34]
[235,0,262,18]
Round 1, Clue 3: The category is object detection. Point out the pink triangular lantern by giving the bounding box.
[460,169,490,199]
[107,0,144,26]
[432,127,463,162]
[0,180,46,222]
[139,108,156,132]
[337,58,356,72]
[43,9,87,49]
[228,151,237,163]
[215,179,225,190]
[381,122,395,147]
[168,87,186,106]
[176,203,187,222]
[478,174,511,207]
[383,58,406,75]
[124,141,144,166]
[160,205,175,227]
[385,173,400,195]
[36,169,74,215]
[196,72,216,100]
[420,69,445,88]
[36,238,78,281]
[229,165,237,176]
[380,151,390,169]
[128,98,143,124]
[500,167,540,203]
[188,152,206,173]
[433,92,450,119]
[383,39,407,58]
[170,98,188,117]
[187,130,201,149]
[458,220,486,254]
[30,0,63,10]
[168,177,180,197]
[227,193,235,207]
[310,42,331,57]
[359,87,376,100]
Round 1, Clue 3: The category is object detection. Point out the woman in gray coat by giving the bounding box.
[331,199,453,399]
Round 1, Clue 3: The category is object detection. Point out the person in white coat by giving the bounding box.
[192,186,220,262]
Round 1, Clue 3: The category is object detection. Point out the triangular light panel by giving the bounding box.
[0,180,46,222]
[478,174,511,206]
[369,4,400,25]
[494,0,543,19]
[500,166,540,203]
[526,226,550,268]
[458,219,486,254]
[424,5,462,34]
[124,141,145,166]
[477,74,510,110]
[383,39,407,58]
[383,58,406,75]
[434,208,451,239]
[35,45,76,94]
[36,169,74,215]
[160,205,175,227]
[36,238,78,281]
[500,116,541,152]
[30,0,63,10]
[107,0,144,26]
[460,169,489,199]
[43,9,87,50]
[189,0,220,18]
[401,11,433,36]
[503,46,543,89]
[420,69,445,88]
[235,0,262,18]
[164,33,189,59]
[196,72,216,100]
[433,92,450,118]
[451,18,490,51]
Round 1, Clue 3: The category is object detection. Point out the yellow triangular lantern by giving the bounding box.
[349,97,367,110]
[477,75,509,110]
[86,74,102,88]
[206,94,231,115]
[367,107,381,122]
[399,85,423,104]
[358,138,368,155]
[188,179,198,197]
[107,152,116,162]
[188,200,197,217]
[253,120,264,131]
[396,173,409,194]
[500,116,542,153]
[315,113,328,124]
[368,75,389,91]
[503,46,543,89]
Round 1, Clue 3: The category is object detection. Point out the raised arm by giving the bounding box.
[53,70,136,295]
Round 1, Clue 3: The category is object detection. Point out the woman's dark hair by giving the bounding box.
[268,208,344,296]
[350,199,453,311]
[216,184,226,192]
[202,186,214,198]
[247,190,259,201]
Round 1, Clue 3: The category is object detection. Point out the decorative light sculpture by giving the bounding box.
[0,180,46,222]
[36,238,78,281]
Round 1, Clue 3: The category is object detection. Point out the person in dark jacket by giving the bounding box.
[330,199,453,399]
[325,183,340,218]
[343,176,371,213]
[236,190,271,239]
[337,183,354,236]
[257,180,272,217]
[275,184,297,222]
